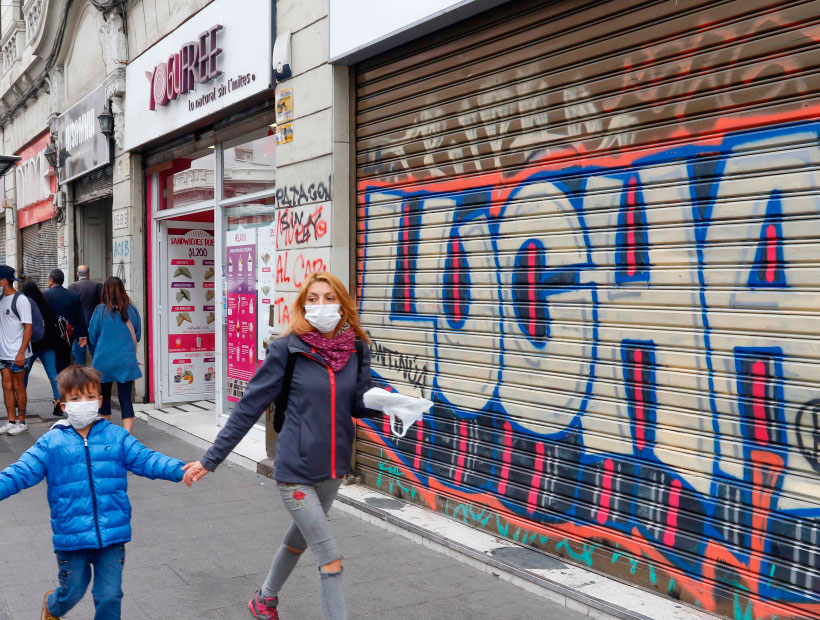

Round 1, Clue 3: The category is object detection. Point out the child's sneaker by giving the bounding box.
[248,590,279,619]
[41,590,59,619]
[0,421,15,434]
[7,422,28,436]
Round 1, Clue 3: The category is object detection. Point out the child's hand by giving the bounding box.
[182,461,209,487]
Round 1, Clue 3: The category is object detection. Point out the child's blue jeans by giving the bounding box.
[47,544,125,619]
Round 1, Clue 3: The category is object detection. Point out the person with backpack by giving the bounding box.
[21,280,68,417]
[88,277,142,434]
[44,269,87,373]
[182,271,381,620]
[0,266,34,436]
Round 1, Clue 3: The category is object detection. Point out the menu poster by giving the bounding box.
[167,228,216,398]
[169,352,217,397]
[257,221,277,360]
[226,227,257,402]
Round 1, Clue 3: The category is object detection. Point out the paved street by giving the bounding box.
[0,380,588,619]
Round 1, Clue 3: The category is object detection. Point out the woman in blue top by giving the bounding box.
[89,277,141,433]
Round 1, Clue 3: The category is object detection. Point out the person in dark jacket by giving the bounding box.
[89,277,142,434]
[183,271,381,620]
[44,268,87,373]
[0,365,184,620]
[68,265,102,365]
[21,280,69,416]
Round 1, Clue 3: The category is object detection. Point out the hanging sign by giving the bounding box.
[56,85,111,184]
[15,131,56,229]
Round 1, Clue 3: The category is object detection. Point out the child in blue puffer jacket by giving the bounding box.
[0,365,184,620]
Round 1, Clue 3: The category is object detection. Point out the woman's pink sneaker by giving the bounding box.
[248,590,279,619]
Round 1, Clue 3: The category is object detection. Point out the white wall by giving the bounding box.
[329,0,508,63]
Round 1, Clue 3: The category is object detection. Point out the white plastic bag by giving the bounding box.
[363,387,433,438]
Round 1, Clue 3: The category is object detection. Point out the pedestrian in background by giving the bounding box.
[0,365,185,620]
[44,269,87,373]
[21,280,67,417]
[183,271,381,620]
[89,277,141,434]
[69,264,102,365]
[0,266,33,436]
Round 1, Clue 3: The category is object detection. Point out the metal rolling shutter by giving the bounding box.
[22,219,58,290]
[354,1,820,619]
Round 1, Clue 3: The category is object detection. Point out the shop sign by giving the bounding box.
[15,131,56,229]
[124,0,272,151]
[56,86,111,184]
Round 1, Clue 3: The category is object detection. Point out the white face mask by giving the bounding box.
[64,400,99,429]
[304,304,342,334]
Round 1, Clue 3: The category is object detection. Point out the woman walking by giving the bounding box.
[183,271,380,620]
[88,277,141,434]
[21,281,66,417]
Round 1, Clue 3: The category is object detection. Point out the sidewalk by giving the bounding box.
[0,418,590,620]
[0,363,61,424]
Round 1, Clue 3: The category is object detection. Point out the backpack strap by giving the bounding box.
[356,339,363,378]
[9,292,20,321]
[273,351,297,434]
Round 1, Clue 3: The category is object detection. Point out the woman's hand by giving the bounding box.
[182,461,210,487]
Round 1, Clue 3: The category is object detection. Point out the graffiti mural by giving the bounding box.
[356,119,820,620]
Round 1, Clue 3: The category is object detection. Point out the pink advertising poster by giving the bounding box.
[226,227,257,402]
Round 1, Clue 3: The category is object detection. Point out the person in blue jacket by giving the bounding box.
[88,277,141,434]
[0,365,184,620]
[183,271,382,620]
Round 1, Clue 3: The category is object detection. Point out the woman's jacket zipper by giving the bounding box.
[302,351,338,479]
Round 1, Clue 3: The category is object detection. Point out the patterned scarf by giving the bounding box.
[299,323,356,372]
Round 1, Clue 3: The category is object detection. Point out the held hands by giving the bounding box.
[181,461,210,487]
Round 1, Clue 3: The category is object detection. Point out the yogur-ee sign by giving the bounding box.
[125,0,272,150]
[148,24,222,111]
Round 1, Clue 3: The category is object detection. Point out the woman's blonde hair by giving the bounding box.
[285,271,369,342]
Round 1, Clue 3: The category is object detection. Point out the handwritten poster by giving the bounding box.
[272,202,331,333]
[226,227,257,402]
[167,228,216,398]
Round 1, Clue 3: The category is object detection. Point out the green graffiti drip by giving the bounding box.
[539,535,549,545]
[496,516,509,537]
[733,593,753,620]
[649,563,657,586]
[667,579,676,595]
[556,538,594,567]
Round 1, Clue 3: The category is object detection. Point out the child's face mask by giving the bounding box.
[64,400,99,429]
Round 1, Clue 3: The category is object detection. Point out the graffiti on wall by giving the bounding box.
[357,120,820,620]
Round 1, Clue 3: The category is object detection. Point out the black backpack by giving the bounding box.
[2,292,45,342]
[273,340,364,433]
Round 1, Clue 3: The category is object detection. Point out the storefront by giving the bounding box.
[124,0,277,432]
[56,84,113,281]
[15,131,58,289]
[341,0,820,618]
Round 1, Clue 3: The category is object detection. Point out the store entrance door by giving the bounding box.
[157,216,216,404]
